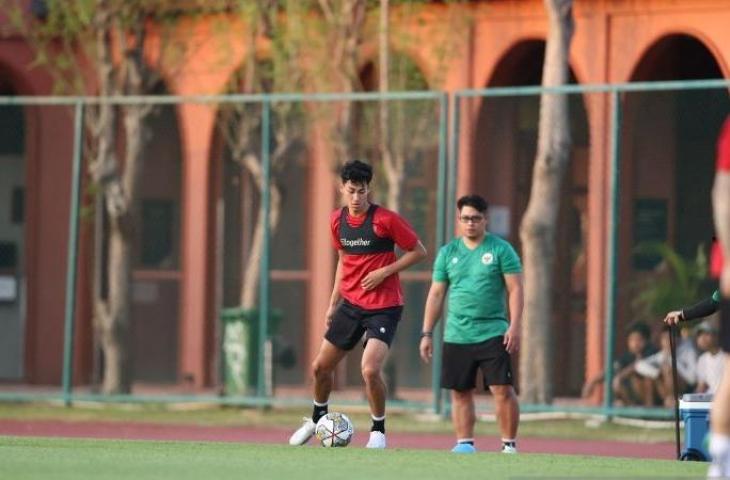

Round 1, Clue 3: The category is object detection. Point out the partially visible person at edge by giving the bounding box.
[288,159,427,449]
[705,117,730,477]
[419,194,523,454]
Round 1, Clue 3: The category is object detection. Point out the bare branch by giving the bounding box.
[318,0,336,24]
[241,152,264,187]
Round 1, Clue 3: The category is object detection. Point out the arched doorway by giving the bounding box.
[128,81,183,383]
[620,34,728,346]
[472,40,590,396]
[212,59,310,392]
[0,77,26,380]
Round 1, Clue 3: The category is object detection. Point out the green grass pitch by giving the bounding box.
[0,436,708,480]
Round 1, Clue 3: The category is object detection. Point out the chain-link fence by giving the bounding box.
[0,81,728,418]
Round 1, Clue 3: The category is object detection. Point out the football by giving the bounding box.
[314,412,354,447]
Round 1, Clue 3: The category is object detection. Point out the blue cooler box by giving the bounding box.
[679,393,713,461]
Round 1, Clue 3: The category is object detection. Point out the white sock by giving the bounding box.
[709,433,730,473]
[313,400,328,407]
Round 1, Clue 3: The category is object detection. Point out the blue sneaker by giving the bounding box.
[451,443,476,454]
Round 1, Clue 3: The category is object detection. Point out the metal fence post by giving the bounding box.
[430,93,449,415]
[438,93,462,418]
[258,98,272,399]
[61,101,85,407]
[447,94,460,231]
[603,90,622,416]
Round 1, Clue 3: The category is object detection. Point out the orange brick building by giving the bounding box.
[0,0,729,399]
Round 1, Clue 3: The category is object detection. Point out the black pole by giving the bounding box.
[668,325,681,460]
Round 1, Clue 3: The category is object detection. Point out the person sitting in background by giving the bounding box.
[706,115,730,477]
[695,321,726,394]
[633,325,697,406]
[581,321,657,404]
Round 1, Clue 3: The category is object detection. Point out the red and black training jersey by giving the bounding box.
[331,204,419,310]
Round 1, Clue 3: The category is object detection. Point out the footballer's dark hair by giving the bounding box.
[340,160,373,185]
[457,194,489,214]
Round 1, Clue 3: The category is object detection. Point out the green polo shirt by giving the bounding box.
[433,234,522,344]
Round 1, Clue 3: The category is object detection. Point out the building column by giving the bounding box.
[584,92,610,404]
[177,103,216,389]
[305,128,336,376]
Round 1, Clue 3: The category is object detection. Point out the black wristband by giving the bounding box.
[420,331,433,338]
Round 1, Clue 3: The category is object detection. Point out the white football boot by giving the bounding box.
[365,431,386,449]
[288,417,316,445]
[501,444,518,454]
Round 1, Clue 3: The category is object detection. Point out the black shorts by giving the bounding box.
[441,336,514,391]
[324,300,403,351]
[721,298,730,353]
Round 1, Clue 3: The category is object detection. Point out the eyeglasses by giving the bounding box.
[459,215,484,224]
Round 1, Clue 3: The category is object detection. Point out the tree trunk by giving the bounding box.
[230,149,277,311]
[377,0,403,212]
[376,0,399,399]
[222,30,290,312]
[97,102,150,394]
[239,164,283,310]
[379,0,391,202]
[88,2,134,394]
[518,0,574,404]
[321,0,366,164]
[99,216,133,393]
[89,4,154,393]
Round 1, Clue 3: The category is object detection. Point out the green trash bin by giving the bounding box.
[220,307,283,395]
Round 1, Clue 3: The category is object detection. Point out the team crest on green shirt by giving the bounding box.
[481,252,494,265]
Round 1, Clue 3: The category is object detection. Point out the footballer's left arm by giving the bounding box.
[361,213,427,291]
[360,240,427,291]
[388,240,428,274]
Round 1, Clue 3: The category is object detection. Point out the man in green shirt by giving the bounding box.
[420,194,523,454]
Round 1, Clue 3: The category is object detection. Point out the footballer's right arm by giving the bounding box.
[325,250,344,326]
